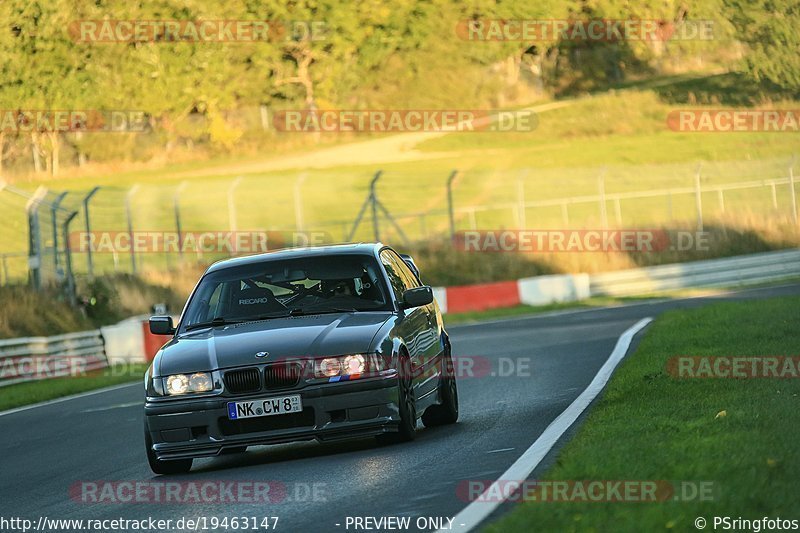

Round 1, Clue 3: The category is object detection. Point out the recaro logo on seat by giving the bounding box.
[240,298,271,305]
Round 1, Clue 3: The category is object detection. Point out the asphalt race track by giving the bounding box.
[2,284,799,533]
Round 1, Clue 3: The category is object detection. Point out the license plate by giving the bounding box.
[227,395,302,420]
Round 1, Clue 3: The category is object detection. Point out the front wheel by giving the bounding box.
[145,425,193,475]
[422,351,459,427]
[377,353,417,445]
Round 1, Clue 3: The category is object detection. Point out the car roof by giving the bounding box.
[205,242,387,273]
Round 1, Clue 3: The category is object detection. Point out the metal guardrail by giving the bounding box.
[589,249,800,297]
[0,329,108,387]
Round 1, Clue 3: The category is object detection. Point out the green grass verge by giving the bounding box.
[0,363,149,412]
[487,295,800,532]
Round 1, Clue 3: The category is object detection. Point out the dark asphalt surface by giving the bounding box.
[2,283,799,533]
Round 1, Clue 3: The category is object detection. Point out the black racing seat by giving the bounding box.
[228,285,284,319]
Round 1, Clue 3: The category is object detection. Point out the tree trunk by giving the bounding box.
[74,131,87,167]
[295,52,319,142]
[31,132,42,173]
[274,47,319,140]
[47,131,60,177]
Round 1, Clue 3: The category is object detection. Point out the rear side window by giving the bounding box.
[390,252,421,290]
[380,250,407,300]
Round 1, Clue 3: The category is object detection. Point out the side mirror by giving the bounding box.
[149,316,175,336]
[402,286,434,309]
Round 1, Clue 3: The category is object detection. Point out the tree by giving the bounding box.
[0,0,98,176]
[725,0,800,92]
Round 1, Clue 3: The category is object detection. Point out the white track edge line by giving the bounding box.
[441,316,653,532]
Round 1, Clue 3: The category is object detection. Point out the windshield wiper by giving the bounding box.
[185,316,240,331]
[291,305,360,314]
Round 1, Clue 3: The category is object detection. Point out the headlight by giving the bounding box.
[314,354,370,379]
[343,354,365,375]
[166,374,189,395]
[189,372,213,392]
[165,372,213,395]
[317,358,341,378]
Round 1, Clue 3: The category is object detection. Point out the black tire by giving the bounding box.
[145,425,193,475]
[422,350,459,427]
[377,352,417,444]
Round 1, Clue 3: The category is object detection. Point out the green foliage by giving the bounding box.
[725,0,800,93]
[0,0,787,174]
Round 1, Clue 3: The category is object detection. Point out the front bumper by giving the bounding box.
[145,373,400,460]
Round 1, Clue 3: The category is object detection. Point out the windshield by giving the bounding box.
[180,253,390,331]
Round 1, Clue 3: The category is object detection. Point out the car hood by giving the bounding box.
[157,312,393,375]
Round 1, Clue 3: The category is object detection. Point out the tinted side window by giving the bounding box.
[390,252,420,290]
[380,250,406,300]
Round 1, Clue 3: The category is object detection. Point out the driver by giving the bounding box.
[323,279,357,297]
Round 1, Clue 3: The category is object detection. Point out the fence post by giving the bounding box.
[347,170,384,242]
[597,167,608,228]
[125,185,139,274]
[694,164,703,231]
[26,186,47,290]
[561,201,569,226]
[82,186,101,279]
[718,189,725,213]
[0,255,7,286]
[62,211,79,306]
[51,191,68,277]
[228,177,242,232]
[790,155,798,225]
[446,170,458,240]
[174,181,189,262]
[370,171,381,241]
